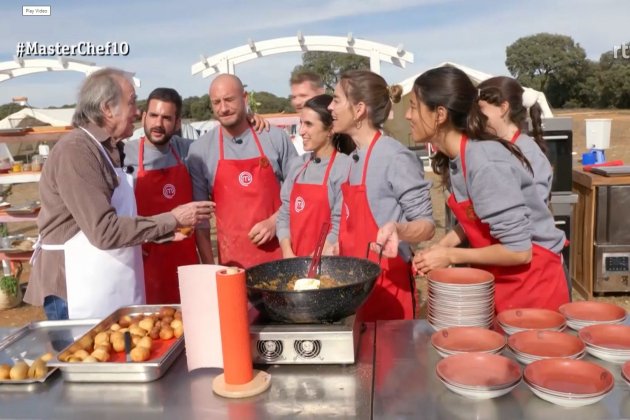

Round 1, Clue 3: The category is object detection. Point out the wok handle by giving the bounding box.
[366,242,384,264]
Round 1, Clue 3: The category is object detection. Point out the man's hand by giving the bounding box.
[171,201,215,227]
[249,113,270,133]
[248,217,276,246]
[413,245,453,275]
[374,222,400,258]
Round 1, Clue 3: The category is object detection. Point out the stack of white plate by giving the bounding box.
[496,308,566,335]
[427,268,495,331]
[524,359,614,407]
[507,330,585,365]
[436,352,522,399]
[578,324,630,363]
[430,326,506,358]
[559,301,627,330]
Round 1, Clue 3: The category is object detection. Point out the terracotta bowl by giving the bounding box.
[436,352,521,389]
[524,358,614,396]
[508,330,585,358]
[579,324,630,351]
[497,308,566,331]
[427,267,494,286]
[559,301,627,322]
[432,327,506,355]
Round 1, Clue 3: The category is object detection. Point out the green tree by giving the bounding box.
[505,33,589,107]
[188,95,212,121]
[293,51,370,92]
[0,103,24,121]
[595,44,630,108]
[251,91,292,114]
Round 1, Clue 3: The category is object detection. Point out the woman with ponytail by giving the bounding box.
[328,70,435,321]
[477,76,553,204]
[378,66,569,312]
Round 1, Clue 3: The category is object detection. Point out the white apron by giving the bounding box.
[36,127,145,319]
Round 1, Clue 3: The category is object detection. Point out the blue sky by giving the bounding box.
[0,0,628,108]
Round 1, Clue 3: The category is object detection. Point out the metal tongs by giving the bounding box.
[306,222,331,278]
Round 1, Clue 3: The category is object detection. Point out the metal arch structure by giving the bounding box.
[191,32,414,78]
[0,57,141,87]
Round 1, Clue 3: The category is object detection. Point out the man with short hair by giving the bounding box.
[25,68,213,320]
[289,71,325,155]
[124,88,199,304]
[188,74,297,268]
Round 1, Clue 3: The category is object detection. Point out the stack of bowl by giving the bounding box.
[578,324,630,363]
[507,330,585,364]
[427,268,495,331]
[524,358,614,407]
[435,352,522,399]
[430,326,506,358]
[496,308,566,335]
[559,301,627,331]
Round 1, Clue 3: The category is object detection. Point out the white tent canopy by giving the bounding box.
[0,107,74,129]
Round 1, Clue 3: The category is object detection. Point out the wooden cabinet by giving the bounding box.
[571,168,630,298]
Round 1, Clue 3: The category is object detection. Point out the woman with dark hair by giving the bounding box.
[477,76,553,204]
[276,94,354,258]
[328,70,435,321]
[382,66,569,312]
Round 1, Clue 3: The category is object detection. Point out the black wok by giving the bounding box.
[246,255,381,323]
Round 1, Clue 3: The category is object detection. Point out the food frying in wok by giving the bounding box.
[256,275,340,291]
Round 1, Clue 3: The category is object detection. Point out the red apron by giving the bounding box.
[446,135,569,312]
[134,137,199,304]
[213,126,282,268]
[289,151,337,256]
[339,132,415,321]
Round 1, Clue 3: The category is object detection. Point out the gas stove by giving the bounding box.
[249,314,362,365]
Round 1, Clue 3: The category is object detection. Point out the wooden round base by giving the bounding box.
[212,370,271,399]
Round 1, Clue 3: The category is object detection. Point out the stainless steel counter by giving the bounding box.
[0,323,375,419]
[372,320,630,420]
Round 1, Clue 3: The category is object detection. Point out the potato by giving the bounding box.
[82,356,99,363]
[174,326,184,339]
[149,326,161,340]
[161,316,174,325]
[67,356,82,363]
[94,343,112,353]
[174,310,183,321]
[112,337,126,353]
[110,331,124,344]
[131,335,142,346]
[130,346,150,362]
[138,317,155,332]
[159,306,176,318]
[170,319,183,331]
[0,364,11,379]
[109,323,121,331]
[91,348,110,362]
[159,326,174,340]
[118,315,133,328]
[129,325,147,337]
[39,352,54,363]
[58,352,72,362]
[73,349,90,361]
[27,359,47,379]
[9,361,29,380]
[67,343,83,354]
[137,336,153,351]
[94,331,110,346]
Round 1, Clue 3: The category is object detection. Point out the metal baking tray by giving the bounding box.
[52,305,184,383]
[0,319,98,389]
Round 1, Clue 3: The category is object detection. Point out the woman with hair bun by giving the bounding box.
[328,70,435,321]
[276,94,354,258]
[381,66,569,312]
[477,76,553,204]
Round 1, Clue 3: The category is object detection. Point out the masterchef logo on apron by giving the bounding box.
[162,183,176,199]
[239,171,253,187]
[294,196,305,213]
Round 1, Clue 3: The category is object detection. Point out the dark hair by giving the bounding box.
[478,76,546,153]
[412,66,531,186]
[290,71,324,89]
[303,94,355,154]
[338,70,402,129]
[146,87,183,118]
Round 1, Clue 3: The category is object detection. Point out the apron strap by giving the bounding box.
[360,131,382,185]
[219,125,263,160]
[139,137,183,171]
[322,149,337,185]
[79,127,117,173]
[510,130,521,144]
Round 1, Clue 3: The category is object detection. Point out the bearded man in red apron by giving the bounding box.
[187,74,297,269]
[125,88,199,304]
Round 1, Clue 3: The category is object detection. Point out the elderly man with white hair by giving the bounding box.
[25,68,214,320]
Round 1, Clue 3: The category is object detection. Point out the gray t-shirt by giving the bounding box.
[346,135,434,261]
[123,135,193,179]
[514,133,553,205]
[187,125,297,201]
[449,138,565,253]
[276,152,352,245]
